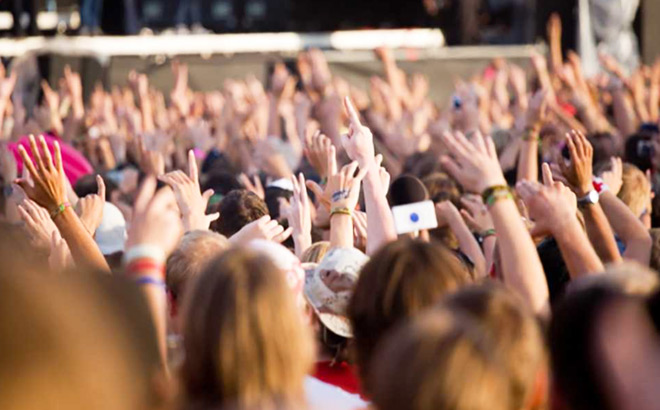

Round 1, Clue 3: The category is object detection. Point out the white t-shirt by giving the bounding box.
[304,377,367,410]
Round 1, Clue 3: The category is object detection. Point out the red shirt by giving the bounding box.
[313,361,361,396]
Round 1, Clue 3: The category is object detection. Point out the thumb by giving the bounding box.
[202,189,214,202]
[205,212,220,223]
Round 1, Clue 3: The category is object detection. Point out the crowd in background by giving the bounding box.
[3,11,660,410]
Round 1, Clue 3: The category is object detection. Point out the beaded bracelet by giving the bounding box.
[481,185,513,207]
[521,126,541,142]
[330,207,352,218]
[480,229,496,239]
[50,202,72,219]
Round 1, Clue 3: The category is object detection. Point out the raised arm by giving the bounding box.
[16,135,110,273]
[342,96,397,255]
[517,88,548,183]
[436,200,487,278]
[327,161,368,249]
[518,164,604,278]
[553,131,622,264]
[440,131,549,314]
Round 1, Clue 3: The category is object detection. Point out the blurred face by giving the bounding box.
[320,269,356,293]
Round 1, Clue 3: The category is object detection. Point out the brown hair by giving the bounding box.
[212,190,269,237]
[181,248,314,410]
[369,308,511,410]
[166,230,229,305]
[347,238,471,393]
[618,163,651,218]
[442,283,548,410]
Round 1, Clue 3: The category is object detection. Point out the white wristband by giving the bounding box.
[123,244,166,265]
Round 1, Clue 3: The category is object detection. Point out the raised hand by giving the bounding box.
[341,96,375,170]
[304,130,337,180]
[17,198,59,253]
[553,130,594,197]
[327,161,369,211]
[229,215,293,245]
[459,194,494,233]
[517,164,577,237]
[526,88,549,129]
[238,173,265,200]
[159,150,219,232]
[76,175,105,236]
[15,135,68,212]
[284,173,312,257]
[125,176,183,255]
[138,136,165,176]
[49,230,73,272]
[440,130,507,194]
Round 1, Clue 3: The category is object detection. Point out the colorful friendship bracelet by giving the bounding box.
[133,276,167,290]
[50,202,72,219]
[480,228,496,239]
[481,185,513,207]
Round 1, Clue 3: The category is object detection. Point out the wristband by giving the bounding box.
[480,229,496,239]
[521,126,541,142]
[481,185,513,207]
[124,244,166,265]
[50,202,72,219]
[592,177,610,194]
[133,276,166,290]
[330,207,352,218]
[126,259,166,275]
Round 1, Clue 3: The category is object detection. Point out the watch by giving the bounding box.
[577,190,599,207]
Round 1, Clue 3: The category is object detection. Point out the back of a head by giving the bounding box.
[369,309,511,410]
[0,272,144,410]
[618,163,651,218]
[181,248,313,410]
[567,261,659,297]
[166,230,229,308]
[212,189,269,237]
[442,283,547,410]
[348,238,471,392]
[549,285,629,410]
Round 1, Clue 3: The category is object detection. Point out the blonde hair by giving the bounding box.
[369,308,511,410]
[300,241,330,263]
[181,248,314,410]
[618,163,651,218]
[443,283,548,410]
[568,261,660,297]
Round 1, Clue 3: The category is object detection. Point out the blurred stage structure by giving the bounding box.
[2,28,539,103]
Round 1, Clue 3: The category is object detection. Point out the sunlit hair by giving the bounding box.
[166,230,229,306]
[369,308,511,410]
[180,248,314,410]
[442,283,548,410]
[300,241,330,263]
[567,261,659,297]
[0,272,143,410]
[618,163,651,218]
[348,238,472,393]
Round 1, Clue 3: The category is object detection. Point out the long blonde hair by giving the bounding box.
[181,248,314,410]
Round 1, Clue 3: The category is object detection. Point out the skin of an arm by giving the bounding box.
[552,216,605,277]
[611,88,638,138]
[361,160,398,256]
[329,213,353,249]
[53,206,110,273]
[580,202,623,264]
[488,198,549,315]
[516,131,539,183]
[443,204,486,278]
[599,191,652,265]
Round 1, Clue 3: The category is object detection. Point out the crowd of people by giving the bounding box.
[3,13,660,410]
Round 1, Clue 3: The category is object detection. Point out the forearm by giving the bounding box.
[599,191,652,264]
[54,207,110,273]
[446,212,486,278]
[553,220,605,277]
[482,236,496,277]
[125,259,169,374]
[516,138,539,183]
[266,95,281,137]
[611,90,637,137]
[582,204,622,264]
[139,93,155,134]
[363,168,397,255]
[489,199,549,314]
[329,214,353,249]
[292,233,312,259]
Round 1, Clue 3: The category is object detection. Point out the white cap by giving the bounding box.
[95,202,127,255]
